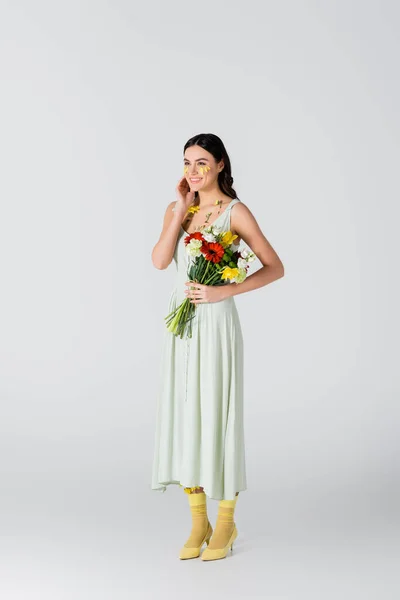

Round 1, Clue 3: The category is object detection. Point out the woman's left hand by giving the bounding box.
[184,281,229,304]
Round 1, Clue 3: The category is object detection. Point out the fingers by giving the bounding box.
[187,293,205,303]
[184,281,206,302]
[185,289,202,297]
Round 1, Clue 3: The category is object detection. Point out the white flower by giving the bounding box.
[186,238,203,257]
[234,268,247,283]
[237,257,247,269]
[212,225,223,235]
[203,231,216,243]
[241,249,256,262]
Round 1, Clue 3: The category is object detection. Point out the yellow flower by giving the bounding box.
[221,266,239,280]
[220,230,238,248]
[187,205,200,214]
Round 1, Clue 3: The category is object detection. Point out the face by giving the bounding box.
[183,145,224,191]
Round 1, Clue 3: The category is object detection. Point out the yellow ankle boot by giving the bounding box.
[201,495,238,561]
[179,488,213,559]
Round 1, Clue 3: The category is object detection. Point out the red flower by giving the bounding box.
[184,231,204,245]
[202,241,225,263]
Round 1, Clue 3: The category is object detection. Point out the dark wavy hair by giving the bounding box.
[183,133,240,202]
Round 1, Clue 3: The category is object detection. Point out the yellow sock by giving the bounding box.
[183,489,209,548]
[207,495,238,550]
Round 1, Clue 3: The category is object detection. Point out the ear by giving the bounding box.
[218,160,224,173]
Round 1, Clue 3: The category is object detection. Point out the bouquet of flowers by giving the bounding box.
[165,224,256,339]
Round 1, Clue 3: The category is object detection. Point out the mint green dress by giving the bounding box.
[151,198,247,501]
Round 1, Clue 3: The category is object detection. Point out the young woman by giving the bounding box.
[151,133,284,561]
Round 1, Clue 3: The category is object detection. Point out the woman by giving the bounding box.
[151,133,284,561]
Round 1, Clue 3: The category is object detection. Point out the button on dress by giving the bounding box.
[151,198,247,501]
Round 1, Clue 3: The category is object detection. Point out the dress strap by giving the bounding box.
[227,198,241,211]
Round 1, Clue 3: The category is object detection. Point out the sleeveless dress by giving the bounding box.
[151,198,247,501]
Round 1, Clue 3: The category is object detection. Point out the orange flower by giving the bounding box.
[184,231,204,245]
[202,241,225,263]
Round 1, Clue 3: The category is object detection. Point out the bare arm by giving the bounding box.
[224,202,285,297]
[151,201,183,270]
[152,175,196,270]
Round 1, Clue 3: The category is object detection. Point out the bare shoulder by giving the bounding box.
[231,199,264,241]
[158,201,178,235]
[231,200,284,270]
[232,199,251,214]
[231,200,258,224]
[163,200,177,220]
[167,200,176,213]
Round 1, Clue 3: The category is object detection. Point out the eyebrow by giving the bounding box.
[183,158,209,162]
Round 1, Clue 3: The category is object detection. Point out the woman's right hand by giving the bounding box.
[174,175,196,218]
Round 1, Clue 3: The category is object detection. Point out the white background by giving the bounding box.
[0,1,399,598]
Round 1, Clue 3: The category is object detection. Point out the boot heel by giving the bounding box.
[205,523,213,546]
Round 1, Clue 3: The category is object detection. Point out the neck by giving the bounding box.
[196,187,225,208]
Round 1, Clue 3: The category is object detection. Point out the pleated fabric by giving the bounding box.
[151,198,247,501]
